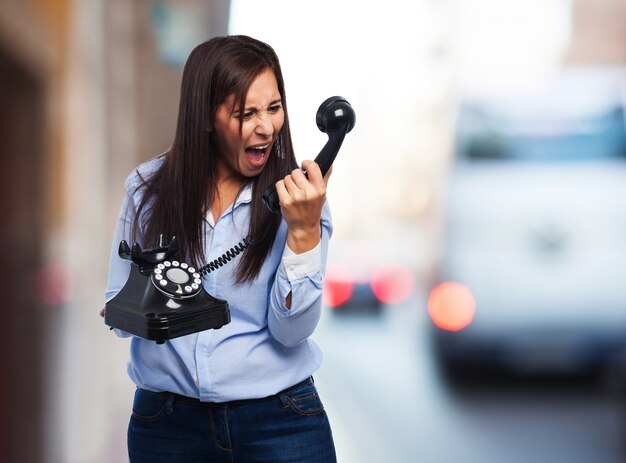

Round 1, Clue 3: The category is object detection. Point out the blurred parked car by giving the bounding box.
[429,67,626,378]
[323,240,415,315]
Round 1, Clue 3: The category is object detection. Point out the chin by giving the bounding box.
[242,162,268,178]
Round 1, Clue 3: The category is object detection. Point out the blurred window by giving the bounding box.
[458,105,626,162]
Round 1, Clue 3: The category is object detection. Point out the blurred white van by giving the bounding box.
[430,67,626,377]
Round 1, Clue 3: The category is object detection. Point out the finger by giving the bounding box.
[274,179,290,207]
[323,165,333,185]
[290,168,309,188]
[99,307,105,318]
[301,160,324,187]
[283,174,303,197]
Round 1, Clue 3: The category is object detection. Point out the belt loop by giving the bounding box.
[278,392,290,407]
[165,392,175,414]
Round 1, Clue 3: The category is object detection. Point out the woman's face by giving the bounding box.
[213,68,285,179]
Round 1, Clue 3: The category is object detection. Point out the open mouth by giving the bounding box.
[245,143,270,168]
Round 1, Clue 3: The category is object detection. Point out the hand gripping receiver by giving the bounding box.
[262,96,356,215]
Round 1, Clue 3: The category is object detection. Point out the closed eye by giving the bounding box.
[232,109,254,120]
[234,99,282,119]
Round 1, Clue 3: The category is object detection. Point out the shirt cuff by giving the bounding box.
[280,241,322,281]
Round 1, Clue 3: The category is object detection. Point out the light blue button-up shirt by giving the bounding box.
[105,156,332,402]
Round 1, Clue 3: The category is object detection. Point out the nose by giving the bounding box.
[254,113,273,137]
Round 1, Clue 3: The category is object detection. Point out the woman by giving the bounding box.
[104,35,336,462]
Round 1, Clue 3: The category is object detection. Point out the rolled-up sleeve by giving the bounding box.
[267,202,332,347]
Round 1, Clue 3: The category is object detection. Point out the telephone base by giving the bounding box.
[105,301,230,344]
[105,264,230,343]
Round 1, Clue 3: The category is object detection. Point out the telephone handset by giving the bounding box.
[104,96,355,343]
[262,96,356,215]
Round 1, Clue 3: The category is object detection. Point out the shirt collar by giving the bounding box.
[233,181,253,208]
[205,181,253,227]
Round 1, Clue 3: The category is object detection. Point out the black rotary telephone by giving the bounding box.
[104,96,355,343]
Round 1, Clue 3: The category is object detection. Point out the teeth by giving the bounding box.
[250,144,269,150]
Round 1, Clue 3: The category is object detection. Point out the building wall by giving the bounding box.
[0,1,68,461]
[568,0,626,64]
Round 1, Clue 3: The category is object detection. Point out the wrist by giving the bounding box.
[286,225,320,254]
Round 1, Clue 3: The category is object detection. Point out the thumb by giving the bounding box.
[323,165,333,186]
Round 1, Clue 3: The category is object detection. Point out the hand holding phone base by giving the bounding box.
[104,235,230,344]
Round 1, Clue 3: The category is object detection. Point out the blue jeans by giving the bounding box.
[127,377,337,462]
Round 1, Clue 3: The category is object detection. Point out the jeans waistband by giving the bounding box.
[151,376,314,407]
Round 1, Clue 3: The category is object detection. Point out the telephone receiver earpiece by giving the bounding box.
[262,96,356,215]
[314,96,356,176]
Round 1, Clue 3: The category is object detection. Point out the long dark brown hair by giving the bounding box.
[131,35,298,283]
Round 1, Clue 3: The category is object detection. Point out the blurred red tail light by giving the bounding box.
[428,281,476,331]
[370,264,415,305]
[323,264,353,308]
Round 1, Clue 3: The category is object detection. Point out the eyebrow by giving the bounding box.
[233,99,283,115]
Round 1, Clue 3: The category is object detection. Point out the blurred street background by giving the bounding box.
[3,0,626,462]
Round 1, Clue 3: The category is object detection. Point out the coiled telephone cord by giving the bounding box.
[197,236,252,276]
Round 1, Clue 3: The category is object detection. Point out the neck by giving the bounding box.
[211,164,247,223]
[215,157,246,190]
